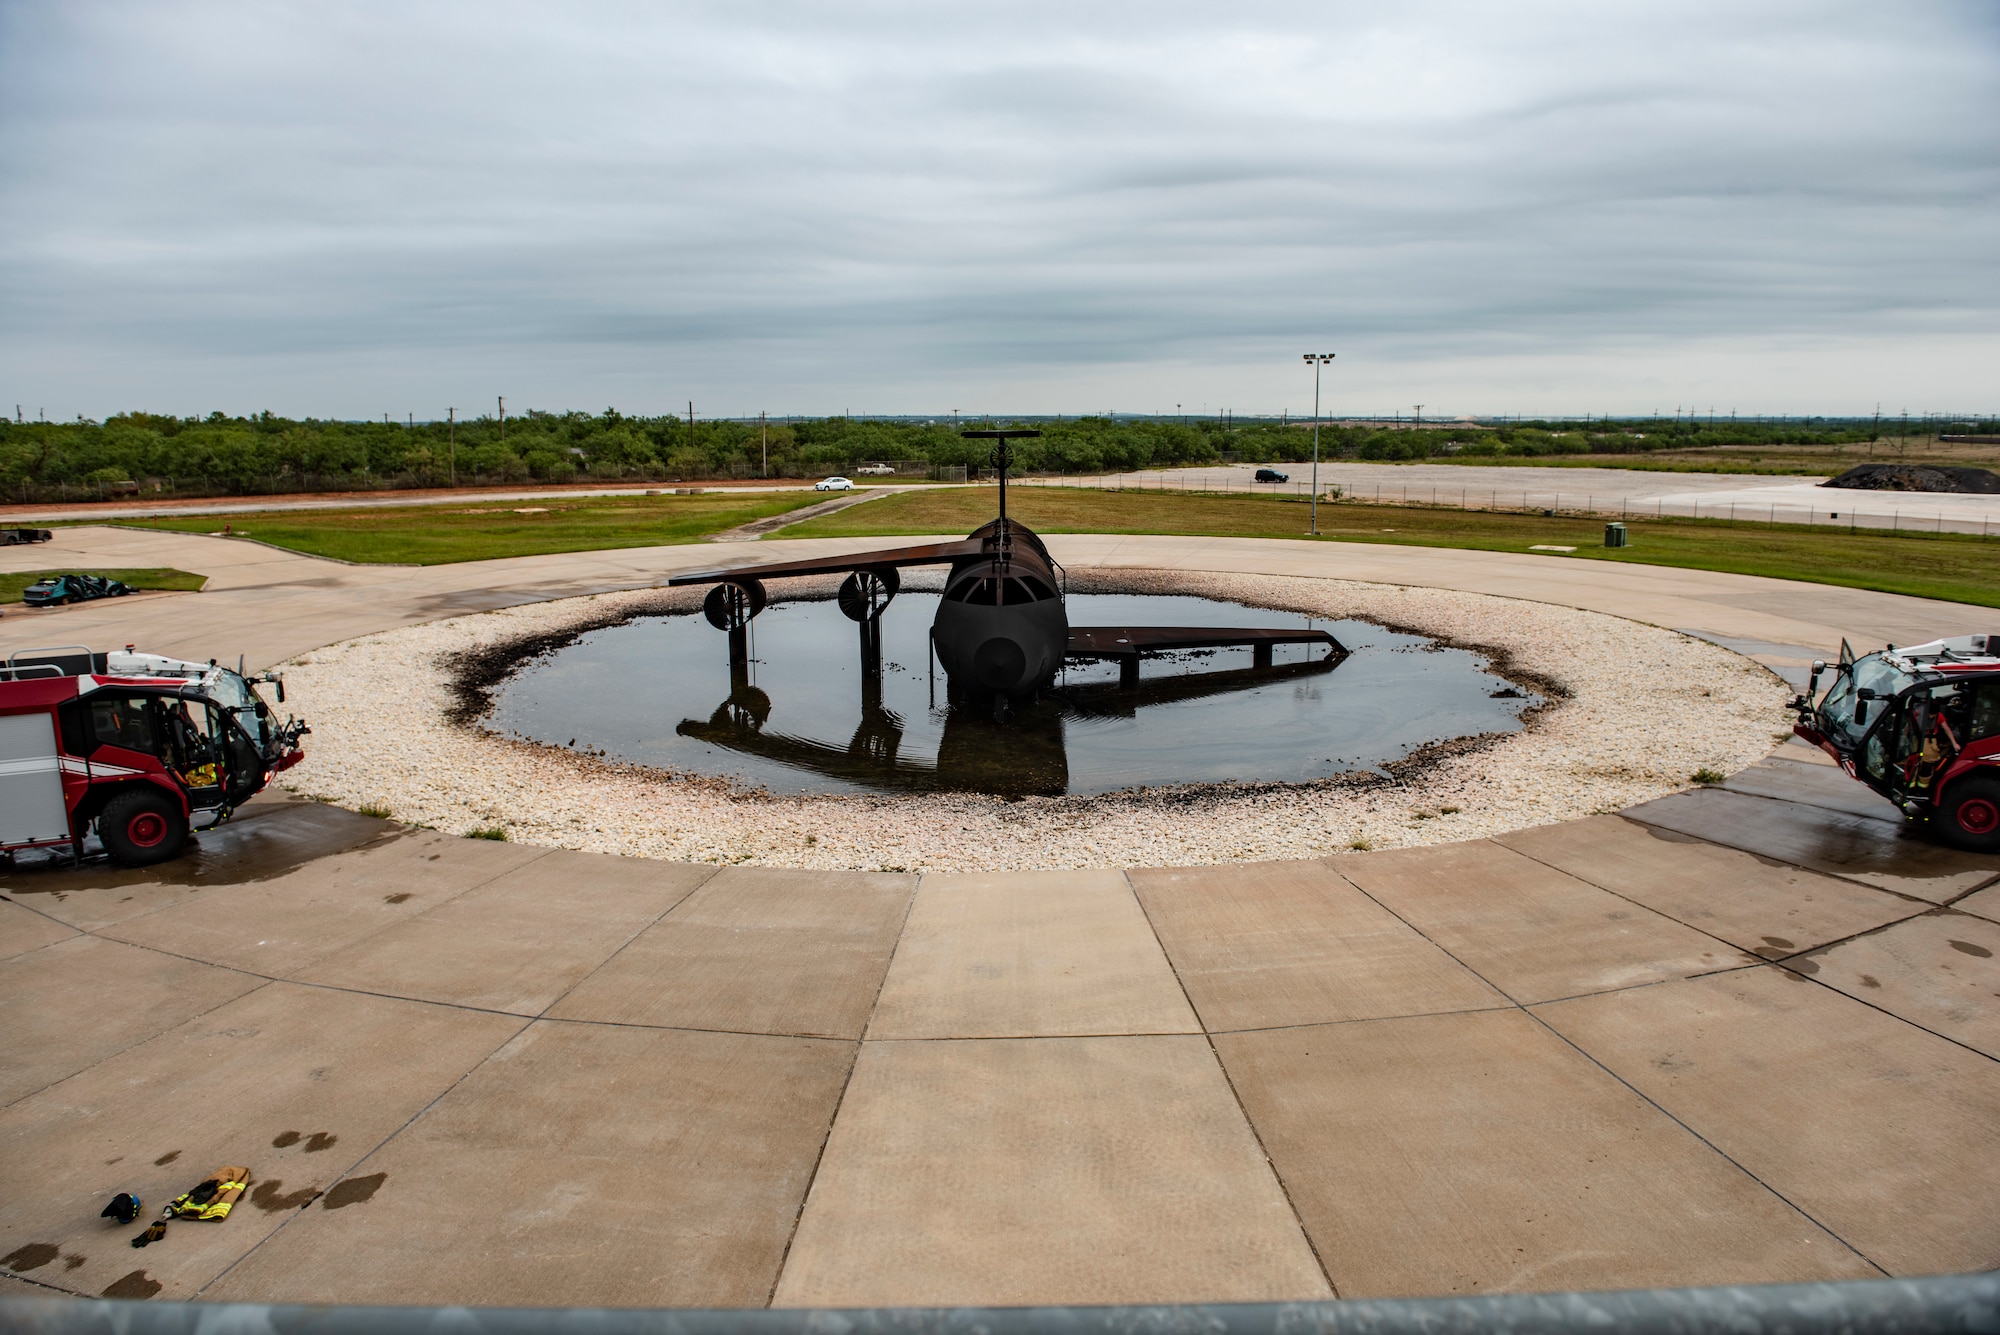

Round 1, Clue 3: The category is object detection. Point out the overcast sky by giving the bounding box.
[2,0,1995,420]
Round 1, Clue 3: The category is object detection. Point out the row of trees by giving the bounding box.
[0,410,1983,501]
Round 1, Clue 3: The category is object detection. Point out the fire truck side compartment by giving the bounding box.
[0,711,73,845]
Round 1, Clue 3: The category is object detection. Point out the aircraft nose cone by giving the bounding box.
[972,636,1028,691]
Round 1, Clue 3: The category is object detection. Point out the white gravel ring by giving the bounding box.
[271,570,1790,872]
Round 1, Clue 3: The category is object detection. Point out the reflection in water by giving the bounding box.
[678,653,1347,797]
[487,594,1538,797]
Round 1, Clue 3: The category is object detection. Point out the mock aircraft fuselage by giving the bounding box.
[666,428,1345,722]
[931,518,1069,698]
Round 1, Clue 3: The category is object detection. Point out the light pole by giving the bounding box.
[1303,353,1335,535]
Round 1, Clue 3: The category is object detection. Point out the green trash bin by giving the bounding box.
[1604,522,1628,548]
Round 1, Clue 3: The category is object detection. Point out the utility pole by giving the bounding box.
[497,396,504,446]
[448,408,456,486]
[1414,404,1423,431]
[688,400,695,457]
[760,410,768,478]
[1302,353,1335,536]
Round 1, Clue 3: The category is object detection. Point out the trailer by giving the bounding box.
[0,645,307,866]
[1792,632,2000,852]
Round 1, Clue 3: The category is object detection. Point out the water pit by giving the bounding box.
[484,593,1539,798]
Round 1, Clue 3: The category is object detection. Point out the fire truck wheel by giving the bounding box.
[1938,775,2000,853]
[99,789,188,867]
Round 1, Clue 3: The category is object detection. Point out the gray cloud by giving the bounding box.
[2,0,1996,418]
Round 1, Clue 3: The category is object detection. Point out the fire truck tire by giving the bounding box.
[99,789,188,866]
[1938,774,2000,853]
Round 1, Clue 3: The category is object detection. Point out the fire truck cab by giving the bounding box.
[1792,632,2000,853]
[0,645,308,867]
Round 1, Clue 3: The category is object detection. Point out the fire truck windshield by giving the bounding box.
[201,669,274,750]
[1821,654,1917,742]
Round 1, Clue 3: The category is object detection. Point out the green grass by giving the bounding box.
[784,487,2000,609]
[109,491,829,565]
[1,567,208,603]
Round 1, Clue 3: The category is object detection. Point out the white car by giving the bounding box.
[815,476,856,491]
[852,464,896,476]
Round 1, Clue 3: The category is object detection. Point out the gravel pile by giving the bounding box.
[272,572,1790,871]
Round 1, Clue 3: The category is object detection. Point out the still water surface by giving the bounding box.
[487,593,1536,797]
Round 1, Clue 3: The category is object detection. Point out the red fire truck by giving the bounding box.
[1793,632,2000,852]
[0,645,307,866]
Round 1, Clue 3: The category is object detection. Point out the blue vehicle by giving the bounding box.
[22,574,134,608]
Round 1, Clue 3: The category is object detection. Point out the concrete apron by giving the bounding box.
[1,529,1997,1305]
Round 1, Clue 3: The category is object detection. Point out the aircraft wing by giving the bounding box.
[667,538,986,587]
[1061,652,1343,718]
[1066,626,1346,657]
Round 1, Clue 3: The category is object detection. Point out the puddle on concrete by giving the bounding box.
[0,799,393,897]
[487,593,1539,798]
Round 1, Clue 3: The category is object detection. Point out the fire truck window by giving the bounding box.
[1970,681,2000,741]
[1862,727,1891,782]
[88,696,161,755]
[159,700,218,772]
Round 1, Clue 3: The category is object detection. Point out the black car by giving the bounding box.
[1254,467,1289,483]
[22,574,135,607]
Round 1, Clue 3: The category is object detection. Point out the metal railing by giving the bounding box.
[1,1274,1994,1335]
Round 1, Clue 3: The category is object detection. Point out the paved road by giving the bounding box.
[1,530,1995,1307]
[1024,463,2000,536]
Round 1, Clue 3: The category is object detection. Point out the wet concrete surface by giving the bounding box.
[1795,909,2000,1059]
[1622,785,2000,903]
[0,796,394,921]
[2,697,1998,1306]
[1494,815,1919,958]
[1721,757,1904,824]
[1337,839,1748,1004]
